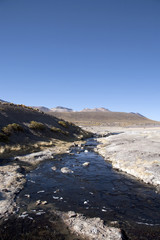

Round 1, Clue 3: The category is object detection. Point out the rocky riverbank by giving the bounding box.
[0,138,123,240]
[0,140,84,219]
[58,211,122,240]
[93,127,160,189]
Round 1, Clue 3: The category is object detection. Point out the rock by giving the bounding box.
[54,189,60,193]
[19,214,28,219]
[36,211,45,215]
[68,211,77,218]
[102,209,107,212]
[36,200,41,205]
[61,167,74,174]
[83,162,90,167]
[51,166,57,171]
[62,212,122,240]
[22,211,27,215]
[37,190,45,193]
[24,194,30,198]
[53,196,59,200]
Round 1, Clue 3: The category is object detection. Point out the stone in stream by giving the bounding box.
[51,166,57,171]
[36,200,41,205]
[61,167,74,174]
[83,162,90,167]
[24,194,30,198]
[18,214,28,219]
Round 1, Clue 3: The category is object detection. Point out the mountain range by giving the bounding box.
[1,100,159,127]
[33,106,111,113]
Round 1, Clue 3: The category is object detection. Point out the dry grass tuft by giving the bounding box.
[29,121,45,130]
[2,123,24,136]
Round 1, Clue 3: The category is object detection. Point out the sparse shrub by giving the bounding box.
[0,133,9,142]
[2,123,24,136]
[29,121,45,130]
[58,120,68,128]
[51,127,62,133]
[51,127,69,136]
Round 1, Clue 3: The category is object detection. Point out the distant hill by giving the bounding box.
[49,111,159,127]
[0,99,8,103]
[32,106,51,113]
[32,106,74,113]
[30,104,159,127]
[50,106,73,112]
[81,108,110,112]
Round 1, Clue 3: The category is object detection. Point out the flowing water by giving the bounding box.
[1,138,160,240]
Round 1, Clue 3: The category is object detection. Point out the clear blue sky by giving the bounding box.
[0,0,160,120]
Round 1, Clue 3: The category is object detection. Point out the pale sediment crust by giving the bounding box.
[57,211,122,240]
[95,128,160,189]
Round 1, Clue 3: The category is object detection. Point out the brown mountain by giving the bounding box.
[49,111,159,127]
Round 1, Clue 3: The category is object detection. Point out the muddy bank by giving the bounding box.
[93,127,160,188]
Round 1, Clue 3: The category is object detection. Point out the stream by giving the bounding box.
[1,138,160,240]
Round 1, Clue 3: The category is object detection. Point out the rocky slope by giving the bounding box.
[0,102,91,158]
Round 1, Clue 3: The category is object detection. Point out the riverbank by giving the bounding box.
[87,127,160,189]
[0,139,123,240]
[0,139,84,219]
[1,134,160,239]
